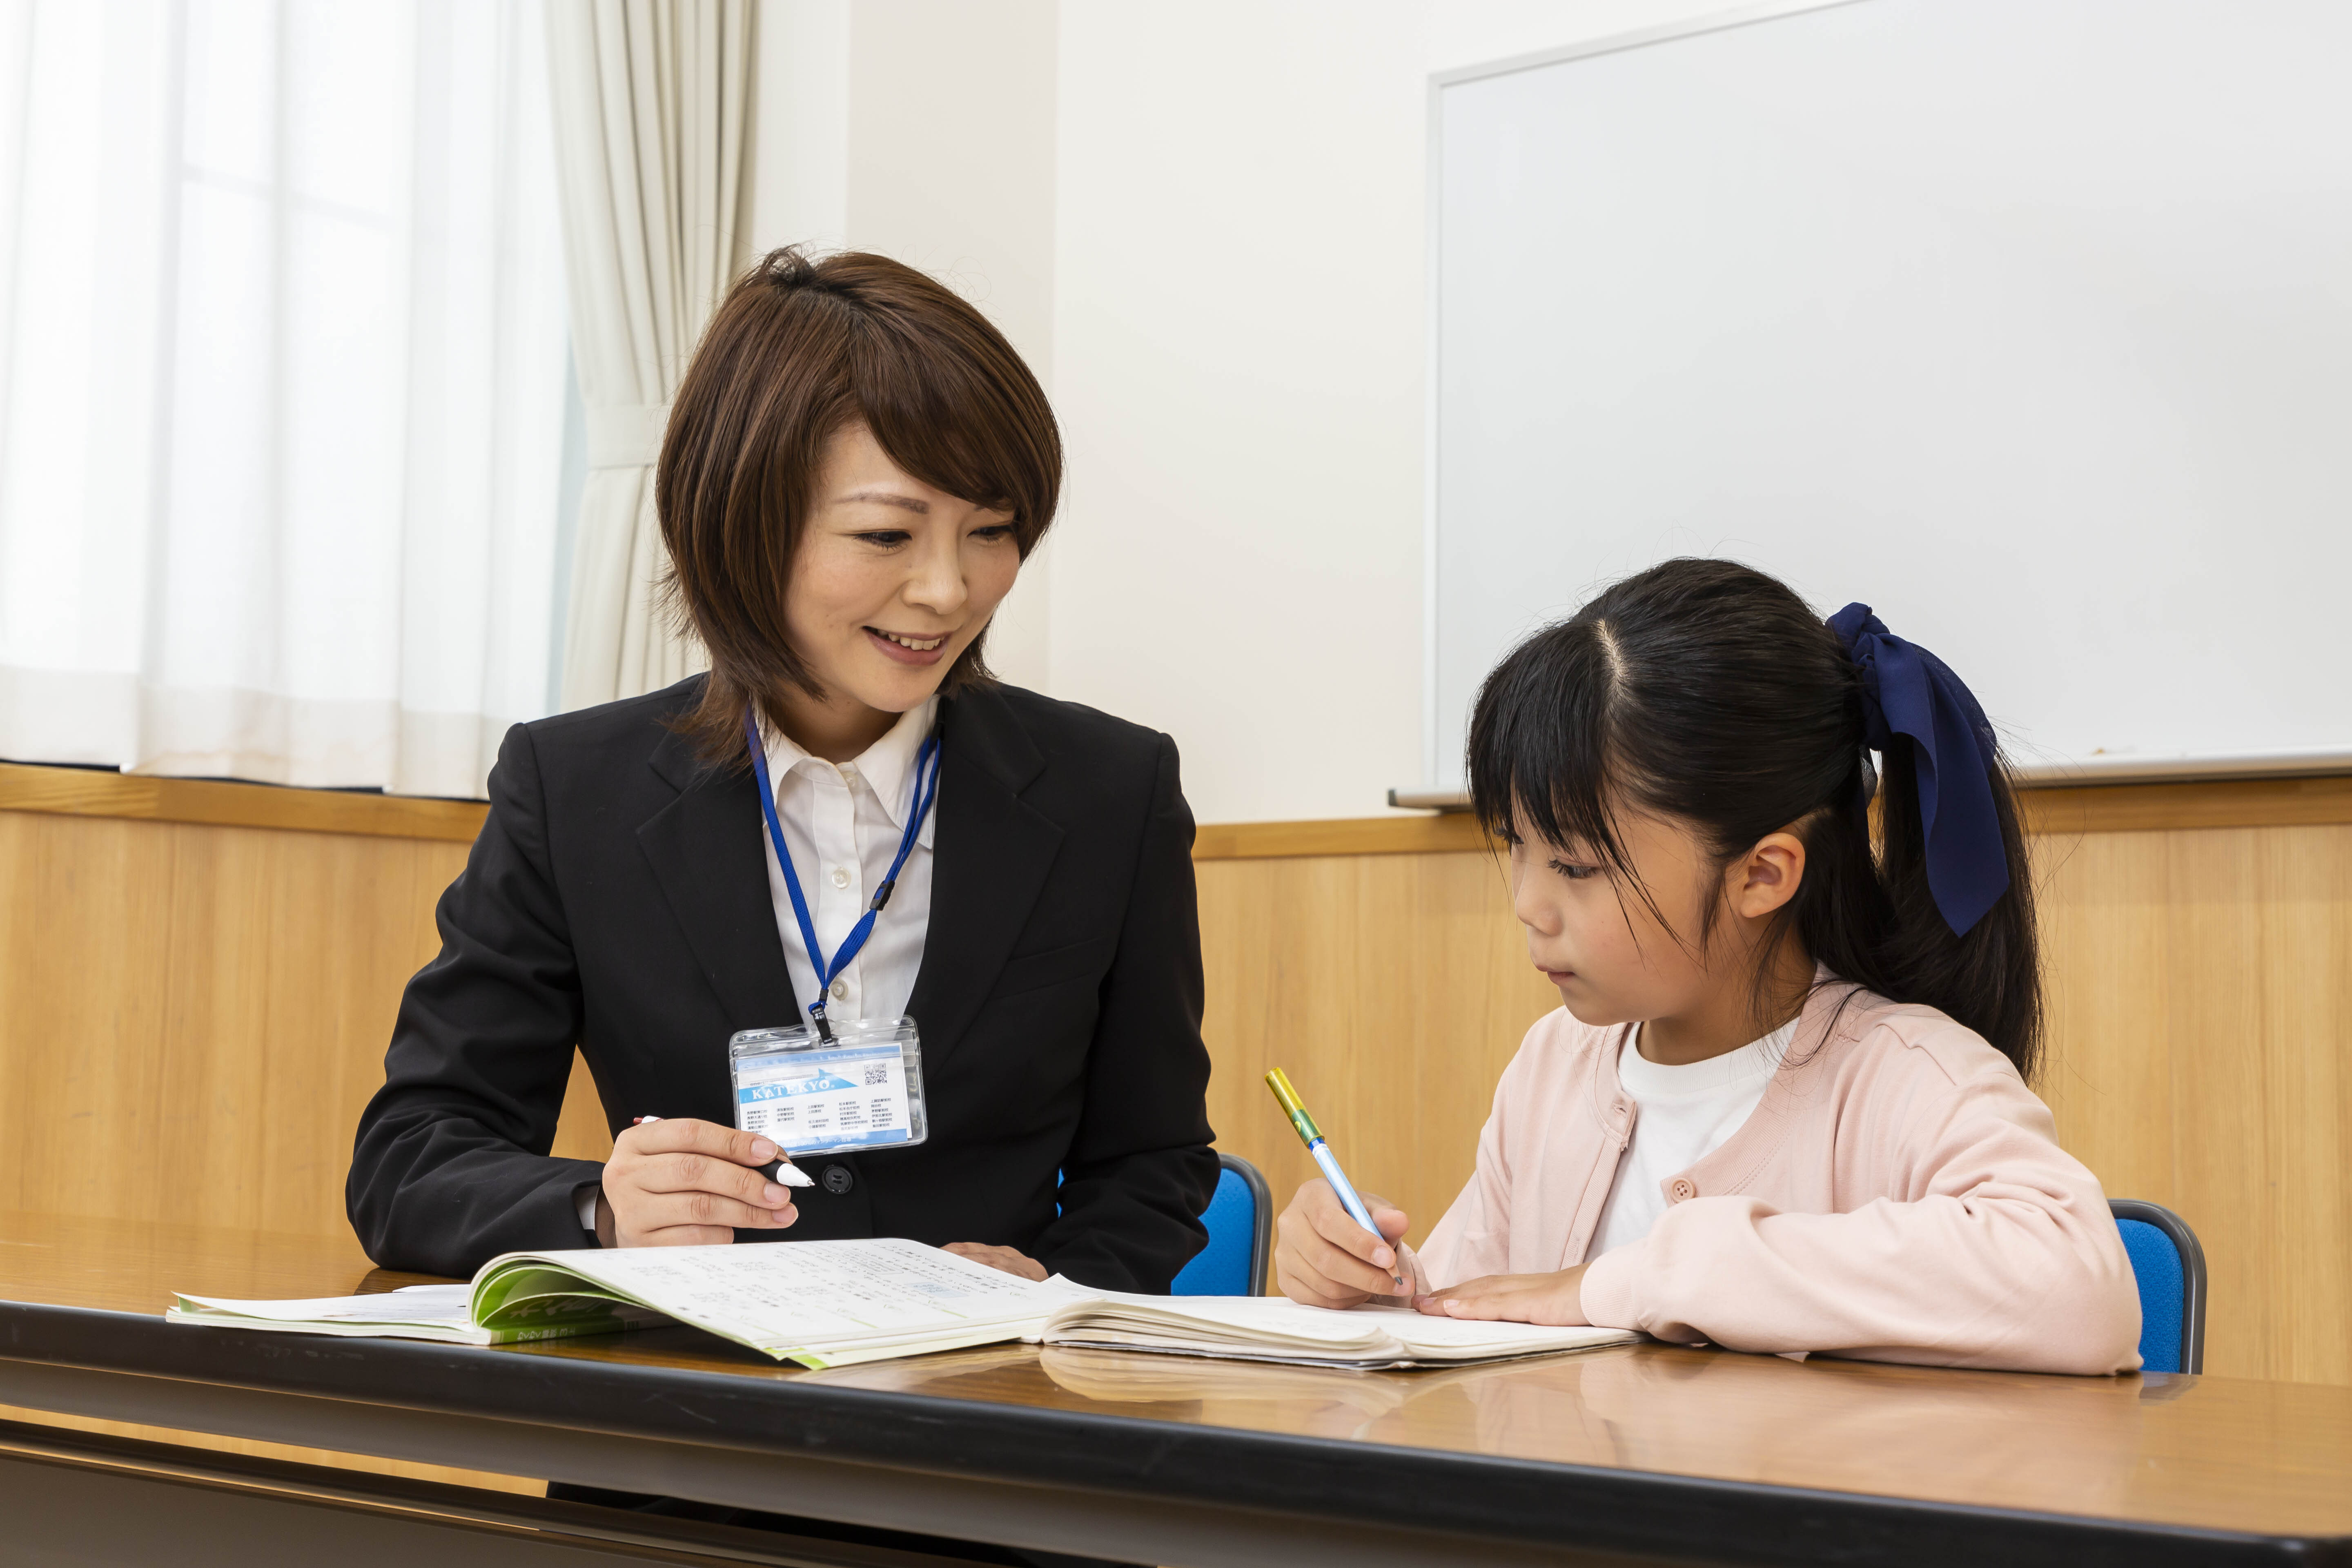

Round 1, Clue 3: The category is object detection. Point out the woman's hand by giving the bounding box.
[944,1243,1047,1281]
[1274,1178,1420,1308]
[597,1119,799,1247]
[1413,1264,1590,1326]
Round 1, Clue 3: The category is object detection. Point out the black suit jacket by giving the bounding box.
[348,677,1218,1290]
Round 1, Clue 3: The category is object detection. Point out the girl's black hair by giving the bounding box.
[1466,557,2042,1080]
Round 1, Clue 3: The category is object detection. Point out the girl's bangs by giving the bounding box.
[1466,625,1642,888]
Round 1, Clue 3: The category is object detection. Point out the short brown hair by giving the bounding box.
[657,247,1062,761]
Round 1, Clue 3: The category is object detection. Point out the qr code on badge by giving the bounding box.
[862,1063,891,1087]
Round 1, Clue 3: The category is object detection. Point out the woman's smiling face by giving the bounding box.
[783,421,1023,723]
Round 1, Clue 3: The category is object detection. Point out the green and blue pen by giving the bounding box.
[1265,1068,1403,1290]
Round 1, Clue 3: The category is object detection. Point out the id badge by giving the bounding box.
[727,1017,929,1156]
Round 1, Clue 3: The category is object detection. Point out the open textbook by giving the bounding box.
[169,1238,1635,1370]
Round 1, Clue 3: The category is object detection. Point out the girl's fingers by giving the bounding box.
[1310,1194,1399,1271]
[1417,1273,1575,1324]
[1287,1223,1399,1297]
[1287,1181,1398,1270]
[1274,1261,1368,1311]
[1359,1195,1412,1247]
[1274,1178,1412,1305]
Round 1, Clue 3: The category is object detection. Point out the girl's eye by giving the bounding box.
[856,530,912,548]
[1549,859,1600,882]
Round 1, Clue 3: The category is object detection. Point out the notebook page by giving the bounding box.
[1058,1293,1399,1348]
[174,1284,474,1326]
[1382,1310,1635,1357]
[1045,1294,1636,1360]
[509,1238,1062,1352]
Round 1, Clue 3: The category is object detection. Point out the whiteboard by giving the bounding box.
[1428,0,2352,789]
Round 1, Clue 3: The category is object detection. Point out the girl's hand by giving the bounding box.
[597,1118,800,1247]
[1414,1263,1590,1326]
[944,1243,1048,1281]
[1275,1178,1422,1307]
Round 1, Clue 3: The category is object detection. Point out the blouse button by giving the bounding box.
[829,979,849,1001]
[829,866,852,889]
[1669,1178,1698,1202]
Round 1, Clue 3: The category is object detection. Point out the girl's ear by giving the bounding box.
[1728,830,1807,921]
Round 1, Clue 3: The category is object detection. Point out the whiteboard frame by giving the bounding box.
[1420,0,1871,784]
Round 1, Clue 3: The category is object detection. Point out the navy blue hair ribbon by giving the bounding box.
[1827,604,2009,937]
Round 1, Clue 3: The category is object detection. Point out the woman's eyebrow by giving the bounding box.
[835,489,929,513]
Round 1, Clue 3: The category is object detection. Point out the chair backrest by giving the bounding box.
[2110,1198,2207,1375]
[1172,1152,1272,1296]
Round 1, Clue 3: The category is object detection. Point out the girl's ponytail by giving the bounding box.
[1466,559,2043,1082]
[1816,607,2042,1079]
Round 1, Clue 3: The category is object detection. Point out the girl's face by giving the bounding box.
[784,422,1023,718]
[1508,800,1809,1041]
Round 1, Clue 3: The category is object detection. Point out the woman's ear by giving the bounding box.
[1728,830,1807,921]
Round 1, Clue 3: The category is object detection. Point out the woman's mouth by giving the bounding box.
[865,626,951,665]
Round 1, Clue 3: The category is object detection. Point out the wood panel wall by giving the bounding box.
[0,762,2346,1399]
[0,805,613,1238]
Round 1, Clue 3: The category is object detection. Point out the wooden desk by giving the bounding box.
[0,1214,2346,1568]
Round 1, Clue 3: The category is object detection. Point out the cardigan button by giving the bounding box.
[821,1165,855,1196]
[1668,1178,1698,1202]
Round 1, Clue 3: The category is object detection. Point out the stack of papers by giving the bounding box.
[1045,1292,1632,1369]
[170,1238,1635,1371]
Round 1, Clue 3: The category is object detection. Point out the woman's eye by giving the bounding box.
[971,523,1016,541]
[856,530,912,548]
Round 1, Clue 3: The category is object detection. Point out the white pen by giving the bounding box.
[633,1115,814,1188]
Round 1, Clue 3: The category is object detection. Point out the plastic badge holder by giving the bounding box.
[727,1017,929,1156]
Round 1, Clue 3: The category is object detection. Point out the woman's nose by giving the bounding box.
[905,538,968,612]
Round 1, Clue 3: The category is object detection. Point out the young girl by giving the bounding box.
[1274,557,2142,1374]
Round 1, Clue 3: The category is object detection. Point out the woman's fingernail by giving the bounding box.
[764,1183,788,1203]
[751,1139,779,1162]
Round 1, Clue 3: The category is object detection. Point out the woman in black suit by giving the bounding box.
[347,248,1218,1301]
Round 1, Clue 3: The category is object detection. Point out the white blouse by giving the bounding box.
[754,695,940,1023]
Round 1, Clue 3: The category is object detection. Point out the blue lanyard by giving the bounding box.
[744,708,942,1041]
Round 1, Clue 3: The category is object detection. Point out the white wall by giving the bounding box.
[753,0,1737,822]
[748,0,1060,692]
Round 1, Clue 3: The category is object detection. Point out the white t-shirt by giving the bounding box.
[1590,1019,1796,1258]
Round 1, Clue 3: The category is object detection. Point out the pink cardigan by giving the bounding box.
[1418,978,2143,1375]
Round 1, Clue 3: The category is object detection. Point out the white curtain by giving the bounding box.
[0,0,568,798]
[546,0,753,711]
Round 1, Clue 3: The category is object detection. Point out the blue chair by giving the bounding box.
[2111,1198,2206,1374]
[1173,1152,1272,1296]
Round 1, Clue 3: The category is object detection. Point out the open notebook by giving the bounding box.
[169,1238,1635,1371]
